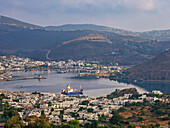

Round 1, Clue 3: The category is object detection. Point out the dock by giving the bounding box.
[0,77,46,82]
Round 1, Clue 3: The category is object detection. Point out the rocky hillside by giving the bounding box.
[0,15,170,65]
[46,24,137,37]
[29,32,170,65]
[46,24,170,41]
[107,88,138,99]
[0,15,43,30]
[139,30,170,41]
[123,50,170,81]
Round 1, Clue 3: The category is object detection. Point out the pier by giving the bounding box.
[0,76,46,82]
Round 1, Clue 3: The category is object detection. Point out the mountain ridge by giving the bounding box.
[0,15,170,65]
[0,15,43,30]
[1,15,170,41]
[118,50,170,81]
[46,24,170,41]
[46,24,137,37]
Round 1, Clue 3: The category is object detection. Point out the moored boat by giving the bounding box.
[61,84,83,95]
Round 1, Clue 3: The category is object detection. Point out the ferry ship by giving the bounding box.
[61,84,83,95]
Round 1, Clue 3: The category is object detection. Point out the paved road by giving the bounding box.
[46,50,51,60]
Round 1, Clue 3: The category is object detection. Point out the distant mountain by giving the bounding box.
[0,15,92,50]
[139,29,170,41]
[46,24,170,41]
[46,24,138,37]
[0,15,43,30]
[0,29,92,50]
[29,32,170,65]
[122,50,170,81]
[0,15,170,65]
[117,54,152,66]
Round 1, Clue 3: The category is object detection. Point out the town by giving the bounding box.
[0,56,170,128]
[0,87,169,128]
[0,56,123,81]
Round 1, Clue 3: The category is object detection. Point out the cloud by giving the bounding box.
[1,0,168,14]
[121,0,155,11]
[60,0,120,9]
[0,0,170,31]
[57,0,162,11]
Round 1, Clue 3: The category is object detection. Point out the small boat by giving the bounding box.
[61,84,83,95]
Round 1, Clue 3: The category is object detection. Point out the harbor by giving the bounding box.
[0,71,46,82]
[0,76,46,82]
[0,71,147,97]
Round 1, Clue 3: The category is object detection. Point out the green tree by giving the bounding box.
[41,110,45,116]
[91,120,98,128]
[68,120,80,128]
[78,107,85,111]
[26,115,50,128]
[70,112,79,118]
[109,114,123,125]
[62,125,73,128]
[48,101,52,106]
[51,108,54,112]
[84,121,98,128]
[155,109,164,115]
[5,115,23,128]
[111,110,118,115]
[4,110,19,118]
[128,124,136,128]
[155,123,160,128]
[87,108,94,113]
[137,116,143,121]
[12,123,22,128]
[81,100,89,105]
[129,93,141,99]
[118,107,126,112]
[149,123,155,128]
[84,123,91,128]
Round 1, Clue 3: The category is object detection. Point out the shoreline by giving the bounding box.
[110,78,170,84]
[0,71,169,95]
[5,70,170,83]
[145,80,170,83]
[0,77,46,82]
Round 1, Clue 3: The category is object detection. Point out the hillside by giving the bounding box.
[0,15,170,65]
[0,15,43,30]
[107,88,138,99]
[0,29,92,50]
[139,29,170,41]
[122,50,170,81]
[28,32,170,65]
[46,24,137,37]
[46,24,170,41]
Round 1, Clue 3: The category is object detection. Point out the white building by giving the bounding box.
[152,90,163,95]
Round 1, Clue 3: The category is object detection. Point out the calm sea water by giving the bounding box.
[0,71,151,97]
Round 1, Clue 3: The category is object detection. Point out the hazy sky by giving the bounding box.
[0,0,170,32]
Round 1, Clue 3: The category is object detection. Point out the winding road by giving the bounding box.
[46,50,51,60]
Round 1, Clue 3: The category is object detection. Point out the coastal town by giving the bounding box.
[0,56,170,127]
[0,86,169,127]
[0,1,170,127]
[0,56,123,81]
